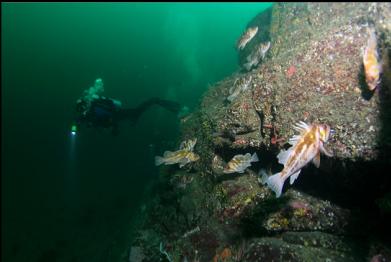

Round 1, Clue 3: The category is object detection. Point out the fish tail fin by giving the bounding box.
[227,94,235,102]
[243,62,253,71]
[266,172,285,198]
[155,156,165,166]
[251,152,259,162]
[258,169,269,185]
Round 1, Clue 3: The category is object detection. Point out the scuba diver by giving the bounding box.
[72,78,189,136]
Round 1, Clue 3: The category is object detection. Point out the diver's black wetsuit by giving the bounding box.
[75,97,182,135]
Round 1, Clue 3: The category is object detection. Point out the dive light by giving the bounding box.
[71,124,77,136]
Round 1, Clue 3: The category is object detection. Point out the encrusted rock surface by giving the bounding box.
[192,2,391,162]
[243,231,364,262]
[128,3,391,262]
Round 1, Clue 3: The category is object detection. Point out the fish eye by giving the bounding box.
[330,129,336,136]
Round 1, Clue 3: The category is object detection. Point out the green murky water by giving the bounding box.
[1,3,272,262]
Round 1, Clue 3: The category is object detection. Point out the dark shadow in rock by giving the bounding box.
[374,44,391,245]
[378,46,391,161]
[239,196,290,238]
[255,109,265,138]
[215,172,244,183]
[293,158,391,241]
[222,98,231,107]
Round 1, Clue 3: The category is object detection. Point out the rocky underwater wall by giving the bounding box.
[128,3,391,262]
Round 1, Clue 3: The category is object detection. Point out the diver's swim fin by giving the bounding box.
[154,98,182,114]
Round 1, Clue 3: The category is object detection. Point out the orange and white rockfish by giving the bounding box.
[263,121,333,197]
[363,27,382,91]
[223,152,259,174]
[237,26,258,50]
[155,139,199,168]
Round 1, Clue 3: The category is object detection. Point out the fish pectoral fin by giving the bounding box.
[178,158,190,168]
[179,141,186,150]
[313,152,320,168]
[289,170,301,185]
[289,135,301,146]
[251,152,259,162]
[182,139,196,151]
[223,169,233,174]
[293,121,311,134]
[320,143,333,157]
[234,165,247,174]
[277,148,293,165]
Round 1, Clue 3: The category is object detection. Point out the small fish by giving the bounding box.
[155,149,200,168]
[179,138,197,152]
[363,27,382,91]
[223,152,259,174]
[227,75,252,102]
[244,41,271,71]
[155,139,199,168]
[237,27,259,50]
[263,121,333,197]
[260,41,271,59]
